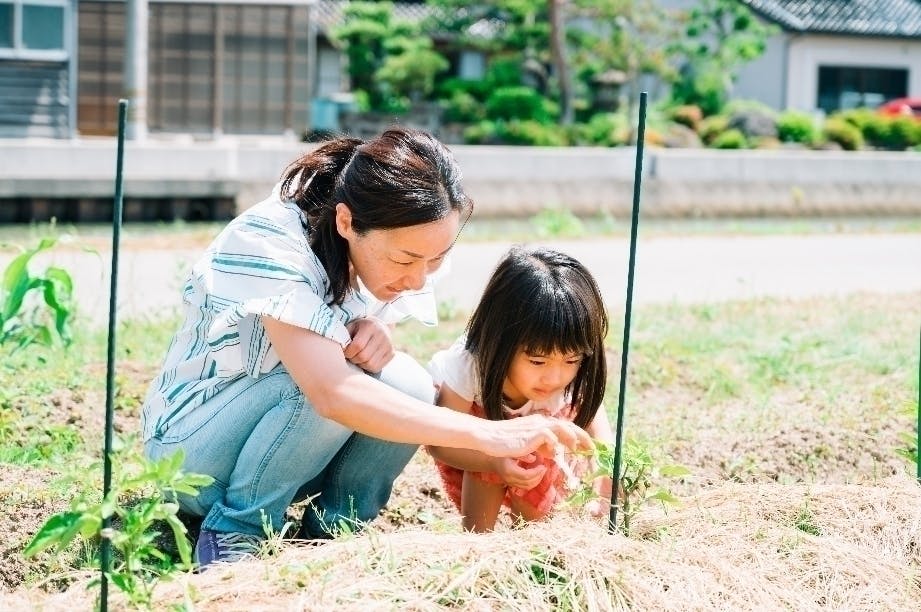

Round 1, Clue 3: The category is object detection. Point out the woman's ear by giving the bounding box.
[334,203,353,239]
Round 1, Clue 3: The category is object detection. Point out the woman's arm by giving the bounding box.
[425,384,496,472]
[427,385,548,490]
[263,316,590,457]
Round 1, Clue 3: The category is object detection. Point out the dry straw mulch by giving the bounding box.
[6,477,919,611]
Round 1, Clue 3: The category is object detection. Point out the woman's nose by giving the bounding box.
[403,266,426,291]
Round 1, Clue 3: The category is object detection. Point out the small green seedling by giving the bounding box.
[1,237,74,349]
[566,438,690,534]
[25,441,212,608]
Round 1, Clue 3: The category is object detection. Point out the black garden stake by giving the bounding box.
[608,92,648,534]
[100,99,128,611]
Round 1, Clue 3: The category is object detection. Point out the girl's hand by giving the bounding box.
[584,498,610,518]
[490,455,546,490]
[476,414,592,459]
[344,317,394,373]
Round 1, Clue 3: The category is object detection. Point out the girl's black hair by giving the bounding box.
[280,127,472,304]
[465,246,608,429]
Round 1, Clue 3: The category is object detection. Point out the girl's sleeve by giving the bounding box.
[197,211,351,378]
[427,335,478,403]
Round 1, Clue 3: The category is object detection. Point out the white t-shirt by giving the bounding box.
[142,183,440,441]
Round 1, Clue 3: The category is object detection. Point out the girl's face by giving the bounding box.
[336,204,460,302]
[502,349,583,409]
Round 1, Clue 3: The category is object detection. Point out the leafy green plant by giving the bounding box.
[376,35,450,103]
[1,237,74,349]
[777,111,818,145]
[823,117,864,151]
[25,442,213,608]
[711,128,747,149]
[568,438,690,534]
[485,86,558,123]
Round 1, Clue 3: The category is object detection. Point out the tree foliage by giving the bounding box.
[669,0,775,115]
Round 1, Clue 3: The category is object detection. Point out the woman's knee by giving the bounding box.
[378,351,435,404]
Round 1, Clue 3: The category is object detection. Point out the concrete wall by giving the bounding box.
[1,137,919,218]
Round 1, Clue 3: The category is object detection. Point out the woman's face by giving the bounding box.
[336,204,461,302]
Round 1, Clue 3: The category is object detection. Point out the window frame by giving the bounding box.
[0,0,70,61]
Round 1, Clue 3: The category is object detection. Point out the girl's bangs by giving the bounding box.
[519,291,596,357]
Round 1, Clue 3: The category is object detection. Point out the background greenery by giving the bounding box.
[324,1,921,151]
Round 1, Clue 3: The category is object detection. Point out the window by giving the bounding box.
[0,0,68,59]
[817,65,908,114]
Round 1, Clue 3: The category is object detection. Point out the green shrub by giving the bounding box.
[668,105,704,131]
[485,86,557,123]
[498,120,568,146]
[823,118,864,151]
[777,111,817,144]
[837,108,877,133]
[441,90,484,123]
[861,114,893,148]
[573,112,629,146]
[711,128,747,149]
[484,56,524,89]
[436,77,490,101]
[884,117,921,150]
[463,120,500,144]
[698,115,729,145]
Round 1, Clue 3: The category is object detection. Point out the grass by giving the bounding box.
[1,290,919,607]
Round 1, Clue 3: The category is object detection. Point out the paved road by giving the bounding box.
[10,232,921,327]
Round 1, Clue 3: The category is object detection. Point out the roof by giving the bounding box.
[740,0,921,38]
[314,1,429,32]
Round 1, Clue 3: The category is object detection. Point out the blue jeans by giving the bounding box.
[144,352,433,537]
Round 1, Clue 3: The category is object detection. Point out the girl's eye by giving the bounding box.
[392,260,414,266]
[529,360,546,366]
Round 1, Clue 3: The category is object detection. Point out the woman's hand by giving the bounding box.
[489,455,547,490]
[475,414,592,459]
[344,317,394,373]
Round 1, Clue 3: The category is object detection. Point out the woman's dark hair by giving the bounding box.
[465,246,608,429]
[280,127,472,304]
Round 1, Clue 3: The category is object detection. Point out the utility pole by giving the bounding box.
[124,0,148,140]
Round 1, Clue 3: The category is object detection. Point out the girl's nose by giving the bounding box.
[543,366,565,387]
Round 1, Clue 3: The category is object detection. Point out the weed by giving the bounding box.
[24,441,213,609]
[530,207,585,238]
[0,237,74,350]
[566,438,690,535]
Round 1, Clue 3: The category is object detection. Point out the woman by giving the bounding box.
[141,128,589,568]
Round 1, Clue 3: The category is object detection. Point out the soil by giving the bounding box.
[0,360,910,595]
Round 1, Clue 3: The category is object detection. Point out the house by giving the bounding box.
[733,0,921,114]
[0,0,367,139]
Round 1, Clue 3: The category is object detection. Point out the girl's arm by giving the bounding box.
[263,317,591,457]
[426,385,548,490]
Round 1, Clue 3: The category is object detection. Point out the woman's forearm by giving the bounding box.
[264,316,589,457]
[426,445,496,473]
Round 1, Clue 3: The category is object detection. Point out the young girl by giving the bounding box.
[427,246,614,532]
